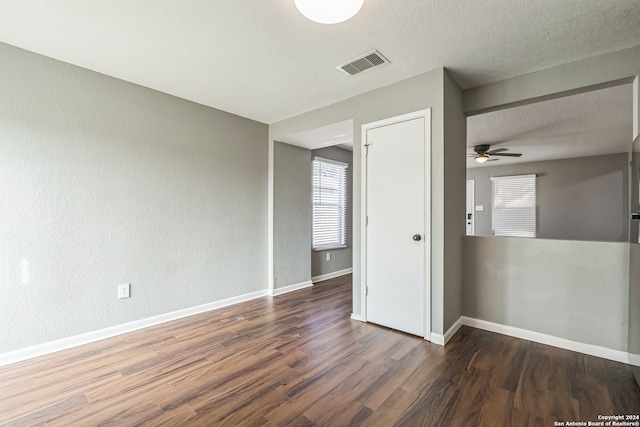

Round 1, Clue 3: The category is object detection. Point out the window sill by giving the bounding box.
[313,245,347,252]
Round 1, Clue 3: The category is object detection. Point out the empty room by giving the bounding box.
[1,1,640,426]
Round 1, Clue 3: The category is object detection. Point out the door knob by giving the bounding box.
[413,234,421,241]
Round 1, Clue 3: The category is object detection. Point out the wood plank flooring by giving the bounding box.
[1,274,638,426]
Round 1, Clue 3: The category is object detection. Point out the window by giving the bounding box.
[312,157,348,250]
[491,174,536,237]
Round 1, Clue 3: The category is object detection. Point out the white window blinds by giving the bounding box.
[312,157,348,250]
[491,174,536,237]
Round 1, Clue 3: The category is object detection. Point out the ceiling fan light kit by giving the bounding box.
[294,0,364,24]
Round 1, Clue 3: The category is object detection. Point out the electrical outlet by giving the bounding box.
[326,252,331,261]
[118,283,130,299]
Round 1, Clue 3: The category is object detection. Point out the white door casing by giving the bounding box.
[361,109,431,339]
[466,180,475,236]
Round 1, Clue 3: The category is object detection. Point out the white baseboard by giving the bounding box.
[430,333,445,346]
[461,316,638,367]
[445,317,464,344]
[269,280,313,297]
[0,289,269,367]
[312,268,353,283]
[350,313,365,322]
[7,297,637,369]
[430,317,463,346]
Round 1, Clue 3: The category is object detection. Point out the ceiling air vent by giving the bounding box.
[337,50,390,76]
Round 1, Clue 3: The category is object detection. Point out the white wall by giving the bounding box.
[0,42,268,353]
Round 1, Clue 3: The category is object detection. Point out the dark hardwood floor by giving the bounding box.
[1,274,638,426]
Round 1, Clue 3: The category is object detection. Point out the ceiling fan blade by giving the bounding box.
[491,152,522,157]
[486,148,508,154]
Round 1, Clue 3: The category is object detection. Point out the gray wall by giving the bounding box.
[273,141,312,288]
[467,153,629,242]
[464,44,640,114]
[463,236,629,351]
[443,72,467,331]
[461,47,640,362]
[270,67,466,336]
[630,132,640,383]
[310,146,353,279]
[0,42,268,353]
[630,243,640,380]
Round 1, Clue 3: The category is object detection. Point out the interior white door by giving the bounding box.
[364,112,429,337]
[466,180,475,235]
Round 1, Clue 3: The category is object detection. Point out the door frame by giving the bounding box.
[360,109,432,341]
[466,179,475,235]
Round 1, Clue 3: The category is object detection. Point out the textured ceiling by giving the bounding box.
[0,1,639,124]
[467,83,633,168]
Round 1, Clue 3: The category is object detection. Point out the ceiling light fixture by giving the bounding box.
[294,0,364,24]
[475,154,489,163]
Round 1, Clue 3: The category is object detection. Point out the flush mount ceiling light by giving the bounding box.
[294,0,364,24]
